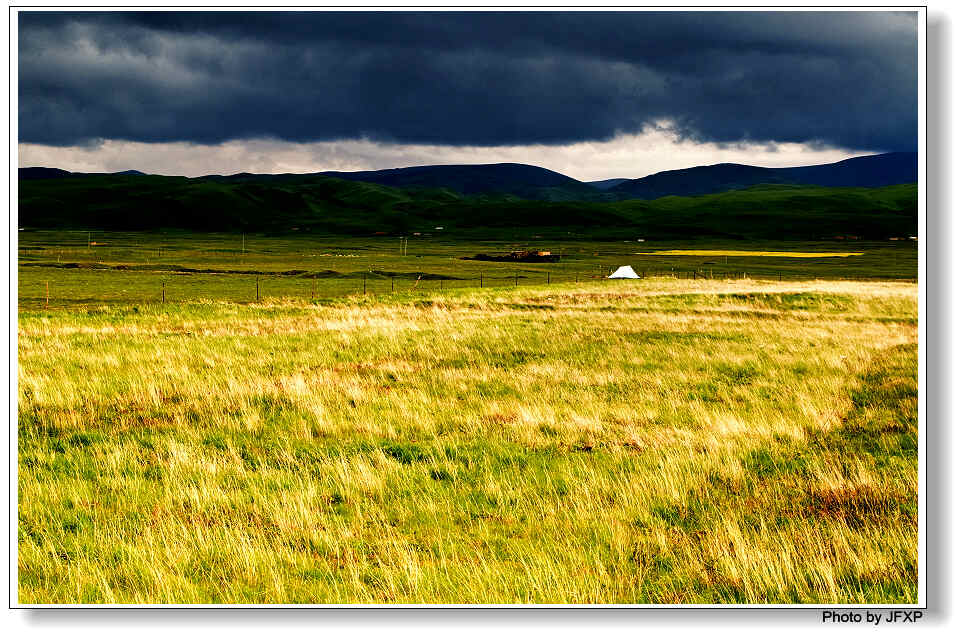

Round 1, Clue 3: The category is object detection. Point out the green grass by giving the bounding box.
[18,231,917,310]
[18,268,918,603]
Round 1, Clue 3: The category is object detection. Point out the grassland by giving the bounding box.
[17,234,918,603]
[18,231,917,310]
[635,250,868,258]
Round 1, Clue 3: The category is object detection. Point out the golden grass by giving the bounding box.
[17,279,917,604]
[635,250,864,257]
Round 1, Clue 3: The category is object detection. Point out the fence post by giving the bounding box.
[256,276,260,301]
[391,277,394,293]
[162,281,166,304]
[312,278,317,300]
[515,273,518,287]
[480,273,483,288]
[363,272,367,295]
[45,281,49,309]
[547,272,551,285]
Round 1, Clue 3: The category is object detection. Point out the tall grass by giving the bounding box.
[17,278,918,604]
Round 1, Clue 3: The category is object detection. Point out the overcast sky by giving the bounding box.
[18,10,918,181]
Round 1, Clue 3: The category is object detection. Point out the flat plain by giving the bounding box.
[17,232,918,603]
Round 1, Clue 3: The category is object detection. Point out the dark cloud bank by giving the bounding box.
[19,11,918,152]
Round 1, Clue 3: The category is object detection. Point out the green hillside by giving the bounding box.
[319,162,613,201]
[18,173,917,240]
[610,183,918,239]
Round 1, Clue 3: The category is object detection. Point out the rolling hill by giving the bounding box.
[19,151,918,205]
[17,167,917,240]
[586,178,631,190]
[18,167,148,179]
[609,152,918,199]
[317,163,609,202]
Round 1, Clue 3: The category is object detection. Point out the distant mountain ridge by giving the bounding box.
[19,167,75,179]
[19,151,917,203]
[586,178,631,190]
[318,162,608,202]
[17,166,917,240]
[609,152,917,199]
[19,167,147,179]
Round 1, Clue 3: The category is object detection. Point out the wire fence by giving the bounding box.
[18,266,914,312]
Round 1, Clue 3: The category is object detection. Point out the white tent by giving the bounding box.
[608,265,640,279]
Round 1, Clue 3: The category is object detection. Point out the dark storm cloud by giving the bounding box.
[18,11,918,150]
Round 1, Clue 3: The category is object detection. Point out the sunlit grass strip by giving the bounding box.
[17,279,917,604]
[635,250,865,258]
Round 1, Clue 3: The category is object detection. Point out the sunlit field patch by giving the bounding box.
[17,278,917,604]
[635,250,864,258]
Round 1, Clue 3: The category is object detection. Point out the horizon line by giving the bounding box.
[17,150,913,182]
